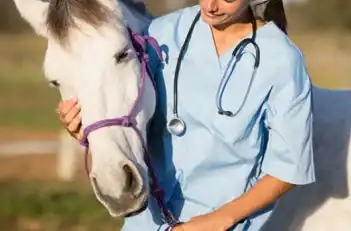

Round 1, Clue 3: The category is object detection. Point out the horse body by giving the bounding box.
[263,87,351,231]
[12,0,351,230]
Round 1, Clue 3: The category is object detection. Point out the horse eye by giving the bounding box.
[114,47,129,63]
[49,80,60,88]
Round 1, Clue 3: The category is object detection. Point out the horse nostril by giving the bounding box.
[123,164,139,196]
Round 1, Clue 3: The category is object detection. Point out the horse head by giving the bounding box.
[13,0,156,218]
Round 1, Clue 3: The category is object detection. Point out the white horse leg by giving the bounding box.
[56,129,79,181]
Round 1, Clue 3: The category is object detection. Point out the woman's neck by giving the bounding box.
[210,14,264,57]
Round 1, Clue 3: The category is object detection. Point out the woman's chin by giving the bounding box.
[201,13,231,28]
[202,17,223,27]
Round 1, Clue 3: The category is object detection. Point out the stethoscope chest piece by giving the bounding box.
[167,116,186,136]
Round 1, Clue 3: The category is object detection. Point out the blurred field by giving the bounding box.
[291,31,351,89]
[0,35,60,133]
[0,1,351,230]
[0,181,123,231]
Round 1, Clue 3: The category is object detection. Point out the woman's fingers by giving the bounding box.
[56,98,84,141]
[56,98,79,125]
[57,98,76,114]
[63,103,81,126]
[67,112,82,134]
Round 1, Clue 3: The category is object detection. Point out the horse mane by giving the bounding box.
[46,0,116,42]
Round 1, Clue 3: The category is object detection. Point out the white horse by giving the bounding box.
[12,0,351,230]
[13,0,157,218]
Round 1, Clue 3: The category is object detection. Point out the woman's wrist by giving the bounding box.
[211,207,242,230]
[212,175,295,230]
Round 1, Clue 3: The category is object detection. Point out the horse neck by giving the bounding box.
[119,1,152,33]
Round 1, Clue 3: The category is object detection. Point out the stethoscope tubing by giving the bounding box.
[168,10,260,136]
[172,12,201,117]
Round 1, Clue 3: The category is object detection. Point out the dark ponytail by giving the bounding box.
[251,0,288,34]
[266,0,288,34]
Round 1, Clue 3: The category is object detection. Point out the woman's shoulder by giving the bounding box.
[257,22,310,84]
[259,22,305,63]
[145,5,200,41]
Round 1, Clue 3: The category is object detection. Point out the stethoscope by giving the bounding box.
[167,11,260,137]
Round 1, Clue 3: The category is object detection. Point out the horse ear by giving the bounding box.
[13,0,50,37]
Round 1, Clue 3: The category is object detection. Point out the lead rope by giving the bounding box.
[128,28,183,230]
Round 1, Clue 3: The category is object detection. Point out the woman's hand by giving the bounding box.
[56,98,83,141]
[172,211,234,231]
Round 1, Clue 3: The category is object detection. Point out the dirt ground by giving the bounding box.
[0,126,90,183]
[0,126,58,141]
[0,154,91,182]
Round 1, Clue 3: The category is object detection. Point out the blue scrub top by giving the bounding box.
[122,5,315,231]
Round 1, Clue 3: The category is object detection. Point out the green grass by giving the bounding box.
[0,181,123,231]
[0,34,61,132]
[0,80,60,131]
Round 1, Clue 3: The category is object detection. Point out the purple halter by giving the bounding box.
[79,28,181,230]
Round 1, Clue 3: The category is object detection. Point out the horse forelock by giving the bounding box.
[47,0,117,43]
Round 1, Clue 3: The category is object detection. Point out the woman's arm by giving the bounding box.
[214,175,295,229]
[173,175,295,231]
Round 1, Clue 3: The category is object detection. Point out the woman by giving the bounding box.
[57,0,315,230]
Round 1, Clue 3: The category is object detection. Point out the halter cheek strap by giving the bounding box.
[79,27,182,230]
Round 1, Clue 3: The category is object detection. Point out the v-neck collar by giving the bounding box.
[186,11,274,74]
[186,14,222,76]
[218,21,274,72]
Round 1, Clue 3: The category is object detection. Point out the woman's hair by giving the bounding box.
[250,0,288,34]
